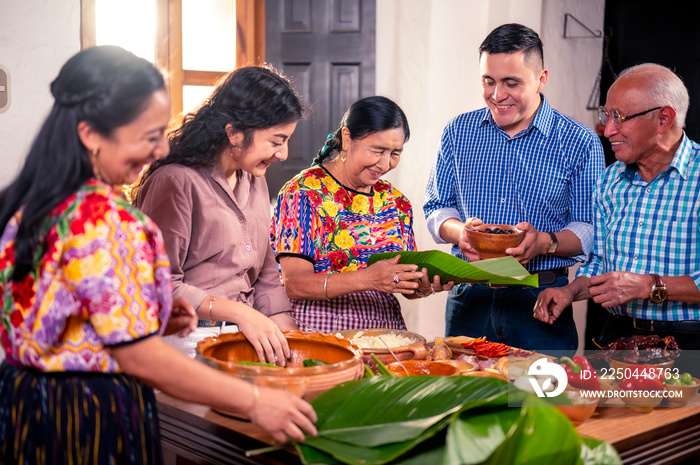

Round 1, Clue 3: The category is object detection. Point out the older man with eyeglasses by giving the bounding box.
[535,63,700,372]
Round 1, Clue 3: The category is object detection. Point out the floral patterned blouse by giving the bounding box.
[270,166,416,332]
[0,180,172,372]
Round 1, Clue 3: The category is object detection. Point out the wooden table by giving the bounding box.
[157,392,700,465]
[577,397,700,465]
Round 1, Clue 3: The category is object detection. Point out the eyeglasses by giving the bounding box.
[598,106,662,128]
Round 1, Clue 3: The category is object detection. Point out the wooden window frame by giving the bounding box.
[80,0,266,117]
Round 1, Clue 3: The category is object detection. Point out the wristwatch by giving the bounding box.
[649,274,668,303]
[546,232,559,254]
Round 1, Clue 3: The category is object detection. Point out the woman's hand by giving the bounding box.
[366,255,424,294]
[235,307,292,366]
[253,385,318,443]
[408,268,455,298]
[163,297,198,337]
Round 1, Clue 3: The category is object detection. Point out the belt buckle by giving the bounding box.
[537,271,556,286]
[632,318,654,331]
[487,283,509,289]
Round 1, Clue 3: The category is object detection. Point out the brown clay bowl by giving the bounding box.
[436,359,476,374]
[663,377,700,407]
[196,330,364,402]
[608,358,675,373]
[335,329,427,368]
[555,390,599,426]
[466,224,524,259]
[621,390,664,413]
[386,360,461,377]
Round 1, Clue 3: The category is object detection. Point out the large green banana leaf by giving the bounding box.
[294,376,622,465]
[367,251,538,287]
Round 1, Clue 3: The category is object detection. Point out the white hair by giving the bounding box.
[619,63,689,128]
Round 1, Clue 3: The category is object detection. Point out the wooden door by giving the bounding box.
[264,0,376,199]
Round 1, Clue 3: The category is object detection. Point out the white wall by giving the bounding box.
[1,0,604,356]
[0,0,81,362]
[0,0,81,188]
[376,0,605,346]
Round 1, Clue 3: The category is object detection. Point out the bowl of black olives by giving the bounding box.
[466,224,524,259]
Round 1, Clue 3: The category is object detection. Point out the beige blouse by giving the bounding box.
[136,163,290,317]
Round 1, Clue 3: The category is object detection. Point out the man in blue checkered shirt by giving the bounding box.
[535,63,700,365]
[423,23,605,352]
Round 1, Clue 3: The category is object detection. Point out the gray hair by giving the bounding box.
[619,63,689,128]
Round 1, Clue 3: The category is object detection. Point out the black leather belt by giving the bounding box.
[633,317,700,333]
[486,267,568,289]
[198,319,223,327]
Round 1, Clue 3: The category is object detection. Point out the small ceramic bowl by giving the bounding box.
[555,390,599,426]
[608,358,675,373]
[466,224,525,259]
[335,329,427,368]
[436,359,476,375]
[620,389,665,413]
[662,377,700,407]
[386,360,461,377]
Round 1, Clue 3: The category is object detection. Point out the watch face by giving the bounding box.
[650,287,668,303]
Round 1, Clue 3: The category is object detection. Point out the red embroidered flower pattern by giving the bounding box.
[11,309,24,327]
[334,189,352,208]
[395,197,411,214]
[374,182,390,193]
[11,273,35,312]
[328,250,348,270]
[306,190,323,206]
[80,193,110,223]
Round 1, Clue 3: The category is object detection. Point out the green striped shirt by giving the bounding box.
[578,134,700,321]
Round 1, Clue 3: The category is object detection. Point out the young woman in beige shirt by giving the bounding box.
[136,66,303,364]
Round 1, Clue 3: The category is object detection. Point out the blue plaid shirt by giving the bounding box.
[423,95,605,272]
[577,134,700,321]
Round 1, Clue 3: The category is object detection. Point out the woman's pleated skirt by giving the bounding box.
[0,361,163,465]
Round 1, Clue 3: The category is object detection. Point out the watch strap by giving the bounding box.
[650,273,664,288]
[547,232,558,254]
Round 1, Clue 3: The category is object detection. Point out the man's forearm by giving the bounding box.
[438,218,465,245]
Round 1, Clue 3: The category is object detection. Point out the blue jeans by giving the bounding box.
[445,275,578,353]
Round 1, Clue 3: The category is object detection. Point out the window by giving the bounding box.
[81,0,265,117]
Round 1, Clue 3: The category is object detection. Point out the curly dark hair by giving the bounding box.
[136,65,304,188]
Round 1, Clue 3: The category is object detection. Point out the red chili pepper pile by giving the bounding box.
[511,348,536,357]
[460,337,511,358]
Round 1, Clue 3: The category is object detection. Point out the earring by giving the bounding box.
[90,148,106,183]
[340,150,347,162]
[229,144,241,159]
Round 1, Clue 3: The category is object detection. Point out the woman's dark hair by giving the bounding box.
[136,65,303,185]
[479,23,544,70]
[0,45,165,280]
[312,96,410,165]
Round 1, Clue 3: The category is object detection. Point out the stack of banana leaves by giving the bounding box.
[289,376,621,465]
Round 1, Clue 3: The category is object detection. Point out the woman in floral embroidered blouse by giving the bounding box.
[271,96,453,333]
[0,46,316,465]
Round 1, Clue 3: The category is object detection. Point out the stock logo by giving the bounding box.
[527,358,568,397]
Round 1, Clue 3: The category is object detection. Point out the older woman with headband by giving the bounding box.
[271,96,453,333]
[0,46,316,464]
